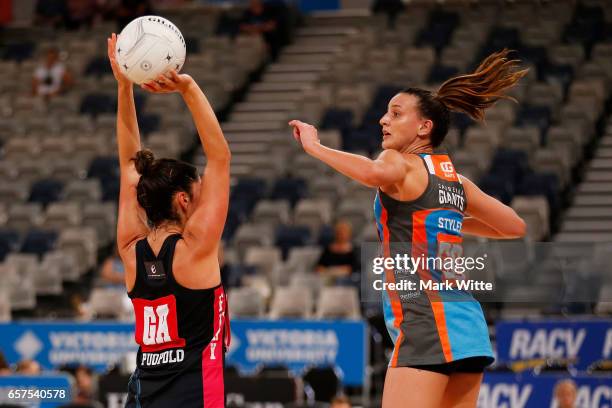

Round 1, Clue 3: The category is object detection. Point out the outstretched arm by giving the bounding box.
[289,120,405,187]
[459,175,526,239]
[108,33,149,251]
[142,72,231,256]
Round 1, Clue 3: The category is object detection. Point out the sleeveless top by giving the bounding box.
[128,234,230,386]
[373,153,494,366]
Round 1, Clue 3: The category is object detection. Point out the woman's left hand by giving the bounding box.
[141,70,194,94]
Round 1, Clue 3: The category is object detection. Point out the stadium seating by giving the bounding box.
[0,0,608,339]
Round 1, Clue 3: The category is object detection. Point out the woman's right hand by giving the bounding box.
[141,70,194,95]
[107,33,131,87]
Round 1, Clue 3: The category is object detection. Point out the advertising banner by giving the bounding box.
[226,319,368,386]
[0,322,136,371]
[480,372,611,408]
[496,319,612,370]
[0,320,368,385]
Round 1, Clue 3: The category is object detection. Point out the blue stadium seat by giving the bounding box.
[603,22,612,41]
[101,178,120,202]
[517,46,548,78]
[223,198,253,241]
[569,3,605,46]
[563,23,602,53]
[270,177,307,207]
[133,93,147,112]
[231,178,267,212]
[138,113,161,135]
[478,174,514,204]
[373,85,403,106]
[84,56,112,77]
[222,210,241,241]
[2,42,35,62]
[429,9,460,28]
[87,156,120,183]
[343,127,380,154]
[317,224,334,247]
[486,27,520,50]
[427,64,459,85]
[476,29,521,68]
[515,105,551,138]
[80,93,116,117]
[222,264,256,288]
[185,36,200,53]
[416,10,459,52]
[320,109,354,132]
[275,225,311,259]
[0,229,20,261]
[362,86,404,127]
[451,112,473,138]
[416,27,452,52]
[516,172,560,217]
[361,107,385,128]
[20,229,58,259]
[489,149,529,187]
[28,179,64,206]
[541,63,574,94]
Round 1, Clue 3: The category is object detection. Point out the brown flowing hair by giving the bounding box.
[402,49,529,147]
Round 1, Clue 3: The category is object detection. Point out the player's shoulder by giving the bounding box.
[376,149,411,168]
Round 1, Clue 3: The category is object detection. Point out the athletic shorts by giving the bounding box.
[407,356,493,376]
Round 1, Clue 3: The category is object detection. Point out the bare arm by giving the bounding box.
[459,175,526,239]
[31,77,39,96]
[182,78,231,255]
[142,71,231,256]
[108,33,149,251]
[60,68,73,93]
[288,120,406,187]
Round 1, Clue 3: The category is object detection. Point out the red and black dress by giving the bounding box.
[126,234,230,408]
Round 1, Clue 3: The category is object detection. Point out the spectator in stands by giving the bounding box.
[70,294,93,321]
[64,0,100,30]
[32,47,73,99]
[115,0,152,30]
[15,359,41,375]
[239,0,280,59]
[0,351,11,375]
[73,365,103,407]
[330,395,352,408]
[316,220,358,279]
[34,0,67,28]
[99,247,125,288]
[372,0,404,28]
[554,379,577,408]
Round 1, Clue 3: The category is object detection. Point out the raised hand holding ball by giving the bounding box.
[115,16,186,85]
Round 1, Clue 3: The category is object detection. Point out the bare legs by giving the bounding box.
[382,367,448,408]
[382,367,483,408]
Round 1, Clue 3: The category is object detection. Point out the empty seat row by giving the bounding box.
[230,284,361,320]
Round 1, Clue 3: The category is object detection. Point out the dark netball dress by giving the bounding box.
[126,234,230,408]
[373,153,494,369]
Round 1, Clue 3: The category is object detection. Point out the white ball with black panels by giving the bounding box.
[115,15,186,85]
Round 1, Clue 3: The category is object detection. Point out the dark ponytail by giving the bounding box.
[131,149,199,227]
[402,49,529,147]
[133,149,155,177]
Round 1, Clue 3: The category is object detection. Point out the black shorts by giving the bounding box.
[407,356,493,376]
